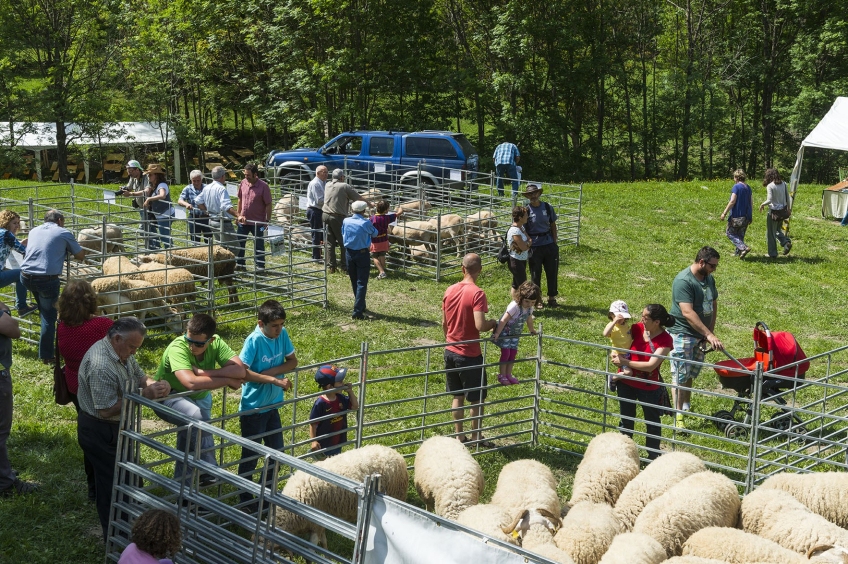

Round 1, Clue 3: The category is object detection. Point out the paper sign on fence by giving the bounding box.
[299,196,308,210]
[374,163,386,173]
[103,190,116,204]
[449,169,462,181]
[226,182,239,197]
[173,207,187,220]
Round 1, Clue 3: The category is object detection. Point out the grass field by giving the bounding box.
[0,178,846,563]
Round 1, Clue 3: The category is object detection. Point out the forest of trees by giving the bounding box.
[0,0,846,183]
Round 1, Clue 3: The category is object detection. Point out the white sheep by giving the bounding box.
[659,558,732,564]
[568,432,640,507]
[809,545,848,563]
[613,451,706,531]
[137,262,197,310]
[140,246,237,303]
[681,526,807,563]
[361,188,384,201]
[77,224,123,256]
[101,256,141,276]
[757,471,848,529]
[429,213,465,257]
[740,487,848,555]
[454,504,519,546]
[597,532,666,564]
[465,210,498,240]
[413,436,484,520]
[514,509,576,564]
[90,277,183,332]
[553,501,622,564]
[389,220,438,256]
[273,444,408,548]
[490,459,561,518]
[632,471,740,558]
[274,194,299,222]
[397,199,432,215]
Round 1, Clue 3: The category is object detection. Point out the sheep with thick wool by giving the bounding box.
[77,224,123,255]
[490,459,561,518]
[597,532,666,564]
[90,277,183,332]
[102,256,141,276]
[553,501,622,564]
[740,487,848,556]
[454,504,519,546]
[514,509,576,564]
[631,471,740,558]
[140,246,237,303]
[614,451,706,531]
[414,436,483,520]
[681,526,807,563]
[757,471,848,529]
[274,445,408,548]
[136,262,197,310]
[568,432,640,507]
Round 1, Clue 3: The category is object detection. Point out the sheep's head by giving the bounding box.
[503,508,561,544]
[809,545,848,564]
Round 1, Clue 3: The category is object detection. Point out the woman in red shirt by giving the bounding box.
[57,279,113,500]
[612,304,674,460]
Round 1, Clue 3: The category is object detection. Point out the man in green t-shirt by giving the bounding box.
[154,313,246,484]
[669,246,724,430]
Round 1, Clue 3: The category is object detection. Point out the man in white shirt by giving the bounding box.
[306,165,328,261]
[196,166,239,254]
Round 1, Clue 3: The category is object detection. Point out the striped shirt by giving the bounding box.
[77,337,148,421]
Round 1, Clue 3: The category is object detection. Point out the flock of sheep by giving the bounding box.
[269,433,848,564]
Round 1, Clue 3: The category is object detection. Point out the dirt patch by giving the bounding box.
[412,338,440,347]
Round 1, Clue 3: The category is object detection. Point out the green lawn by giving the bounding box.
[0,178,846,563]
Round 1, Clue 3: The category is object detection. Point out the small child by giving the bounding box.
[602,300,633,392]
[309,365,359,458]
[237,299,297,506]
[492,281,540,385]
[118,508,181,564]
[369,200,403,279]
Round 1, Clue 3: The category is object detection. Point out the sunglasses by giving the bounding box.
[184,334,212,347]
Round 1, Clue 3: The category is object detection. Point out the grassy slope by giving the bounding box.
[0,179,845,562]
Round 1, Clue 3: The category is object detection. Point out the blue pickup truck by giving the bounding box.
[265,130,479,192]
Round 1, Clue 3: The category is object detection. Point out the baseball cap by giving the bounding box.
[609,300,631,318]
[126,160,142,170]
[315,365,348,387]
[351,200,367,213]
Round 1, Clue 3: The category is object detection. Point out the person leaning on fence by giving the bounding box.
[759,168,793,258]
[668,246,724,431]
[142,164,175,249]
[306,165,328,262]
[492,140,520,197]
[719,169,753,259]
[195,165,239,254]
[235,163,272,273]
[76,317,171,540]
[524,183,559,309]
[322,168,369,274]
[506,205,531,302]
[153,313,246,485]
[492,280,539,386]
[0,210,37,317]
[611,304,674,461]
[118,508,181,564]
[118,160,153,249]
[442,253,499,449]
[19,209,86,365]
[370,199,403,280]
[309,365,359,458]
[178,169,212,244]
[237,299,297,508]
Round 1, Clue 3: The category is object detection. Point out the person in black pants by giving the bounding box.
[524,184,559,308]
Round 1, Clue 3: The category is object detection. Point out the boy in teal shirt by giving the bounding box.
[154,313,245,484]
[237,300,297,506]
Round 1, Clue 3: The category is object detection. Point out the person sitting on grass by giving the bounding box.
[237,299,297,508]
[118,508,181,564]
[309,365,358,458]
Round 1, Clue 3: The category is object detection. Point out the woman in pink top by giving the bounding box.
[56,279,113,500]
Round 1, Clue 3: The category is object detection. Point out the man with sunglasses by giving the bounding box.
[669,246,724,430]
[153,313,246,484]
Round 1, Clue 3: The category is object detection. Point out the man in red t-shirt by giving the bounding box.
[442,253,498,448]
[236,162,273,273]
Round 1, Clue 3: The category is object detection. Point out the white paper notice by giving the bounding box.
[103,190,116,204]
[374,163,386,173]
[449,169,462,181]
[226,182,239,197]
[266,225,285,238]
[298,196,308,210]
[173,207,187,220]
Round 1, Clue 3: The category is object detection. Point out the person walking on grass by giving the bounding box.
[668,246,724,431]
[342,200,378,320]
[492,281,539,386]
[759,168,793,258]
[719,169,753,259]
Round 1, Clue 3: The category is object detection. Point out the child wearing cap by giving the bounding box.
[237,300,297,506]
[309,365,359,457]
[603,300,634,392]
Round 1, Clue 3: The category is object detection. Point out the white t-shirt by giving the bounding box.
[507,225,529,260]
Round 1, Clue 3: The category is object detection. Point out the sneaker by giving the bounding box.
[377,272,387,280]
[783,241,792,255]
[497,374,511,385]
[674,414,687,431]
[547,298,558,307]
[506,375,519,385]
[739,247,751,259]
[17,304,38,317]
[199,474,218,487]
[0,478,38,497]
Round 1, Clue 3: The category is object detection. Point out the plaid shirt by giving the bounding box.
[179,183,209,217]
[492,142,520,165]
[77,337,148,421]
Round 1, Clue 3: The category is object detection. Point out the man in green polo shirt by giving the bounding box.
[154,313,245,484]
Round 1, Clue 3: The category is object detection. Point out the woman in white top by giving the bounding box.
[758,168,792,258]
[506,206,531,302]
[143,164,175,249]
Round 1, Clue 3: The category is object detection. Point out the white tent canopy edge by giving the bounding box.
[789,96,848,200]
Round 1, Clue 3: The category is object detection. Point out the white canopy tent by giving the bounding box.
[0,121,180,183]
[789,96,848,198]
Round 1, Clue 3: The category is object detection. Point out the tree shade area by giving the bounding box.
[0,0,846,183]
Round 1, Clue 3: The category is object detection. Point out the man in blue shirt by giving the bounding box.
[342,200,378,320]
[237,299,297,508]
[524,184,560,308]
[493,141,520,197]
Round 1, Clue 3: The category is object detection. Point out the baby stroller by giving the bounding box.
[711,321,809,440]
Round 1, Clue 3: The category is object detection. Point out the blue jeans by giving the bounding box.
[151,216,172,249]
[236,223,267,269]
[495,163,518,197]
[0,268,27,310]
[306,208,323,260]
[140,210,156,250]
[20,274,59,360]
[237,409,284,503]
[157,394,216,482]
[346,248,370,317]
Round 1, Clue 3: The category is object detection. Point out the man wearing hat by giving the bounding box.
[493,141,520,197]
[309,365,358,457]
[342,200,378,320]
[524,183,559,308]
[118,160,152,249]
[322,169,369,273]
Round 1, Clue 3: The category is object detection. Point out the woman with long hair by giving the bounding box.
[57,279,113,501]
[611,303,675,460]
[143,164,174,249]
[759,168,792,257]
[0,210,36,316]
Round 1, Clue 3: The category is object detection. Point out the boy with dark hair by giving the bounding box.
[309,365,359,457]
[237,300,297,505]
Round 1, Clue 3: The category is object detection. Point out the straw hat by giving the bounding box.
[143,163,165,175]
[523,183,543,197]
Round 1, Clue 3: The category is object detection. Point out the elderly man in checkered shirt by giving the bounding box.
[492,141,520,197]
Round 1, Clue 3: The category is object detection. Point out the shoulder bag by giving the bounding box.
[53,332,72,405]
[770,184,792,222]
[497,235,510,264]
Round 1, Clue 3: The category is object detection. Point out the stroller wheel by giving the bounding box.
[725,423,748,441]
[712,410,735,432]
